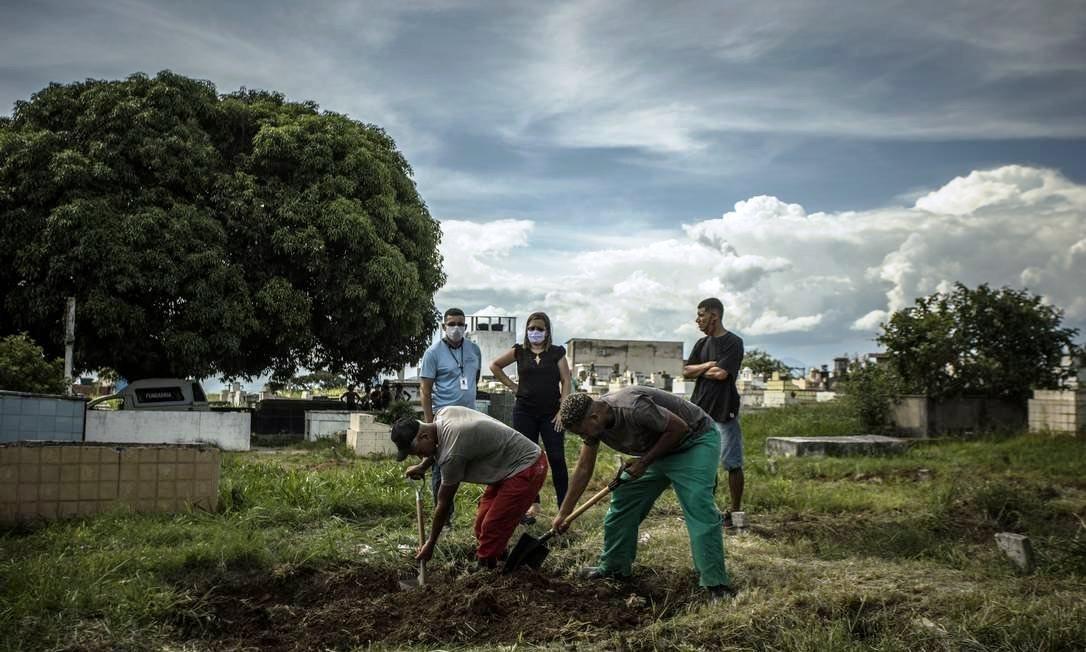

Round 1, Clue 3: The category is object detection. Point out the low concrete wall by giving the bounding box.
[305,410,355,441]
[892,395,1026,437]
[0,390,85,443]
[85,411,250,451]
[0,442,220,523]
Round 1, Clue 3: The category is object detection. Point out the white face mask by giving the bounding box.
[527,330,547,345]
[445,325,466,342]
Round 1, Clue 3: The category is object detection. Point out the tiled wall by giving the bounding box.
[0,443,220,523]
[0,391,85,443]
[1029,389,1086,434]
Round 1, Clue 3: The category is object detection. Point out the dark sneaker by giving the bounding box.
[520,514,537,526]
[707,584,737,603]
[474,558,498,572]
[721,511,734,528]
[577,566,627,581]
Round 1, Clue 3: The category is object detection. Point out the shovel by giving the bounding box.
[398,479,428,590]
[504,468,626,573]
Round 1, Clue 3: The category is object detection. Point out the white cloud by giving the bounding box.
[493,1,1086,158]
[437,165,1086,362]
[747,310,824,335]
[914,165,1085,215]
[438,219,535,290]
[852,310,888,331]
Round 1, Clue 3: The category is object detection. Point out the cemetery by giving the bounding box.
[1,394,1084,650]
[1,43,1084,650]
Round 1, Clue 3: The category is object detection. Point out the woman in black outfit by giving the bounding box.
[489,311,572,523]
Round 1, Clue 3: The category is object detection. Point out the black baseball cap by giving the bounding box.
[390,417,421,461]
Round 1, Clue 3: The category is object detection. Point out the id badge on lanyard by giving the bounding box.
[460,376,468,390]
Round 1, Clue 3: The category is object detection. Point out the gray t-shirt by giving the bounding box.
[435,406,541,486]
[585,386,714,456]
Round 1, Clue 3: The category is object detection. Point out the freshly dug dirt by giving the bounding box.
[176,563,699,650]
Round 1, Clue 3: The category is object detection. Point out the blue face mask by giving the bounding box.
[527,330,546,345]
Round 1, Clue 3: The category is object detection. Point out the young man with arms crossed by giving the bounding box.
[683,297,745,527]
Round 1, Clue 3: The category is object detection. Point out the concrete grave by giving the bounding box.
[305,410,355,441]
[765,435,910,458]
[1028,389,1086,435]
[1,442,220,523]
[347,413,395,457]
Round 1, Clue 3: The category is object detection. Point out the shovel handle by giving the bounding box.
[414,485,427,585]
[560,479,620,528]
[415,488,425,546]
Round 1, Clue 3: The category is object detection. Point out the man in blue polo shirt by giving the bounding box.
[418,308,482,526]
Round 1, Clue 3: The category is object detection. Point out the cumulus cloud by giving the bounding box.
[914,165,1086,215]
[438,219,534,290]
[438,165,1086,364]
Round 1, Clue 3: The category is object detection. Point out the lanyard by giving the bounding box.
[444,340,465,375]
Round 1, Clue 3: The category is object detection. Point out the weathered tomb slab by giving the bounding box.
[764,435,910,458]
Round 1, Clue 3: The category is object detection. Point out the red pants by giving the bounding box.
[474,452,548,561]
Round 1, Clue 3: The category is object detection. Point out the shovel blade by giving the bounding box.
[504,532,550,573]
[398,570,425,590]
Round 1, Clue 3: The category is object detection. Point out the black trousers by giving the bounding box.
[512,403,568,508]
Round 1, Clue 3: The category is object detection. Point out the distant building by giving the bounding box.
[566,338,684,386]
[466,315,517,379]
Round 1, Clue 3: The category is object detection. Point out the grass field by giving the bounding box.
[2,402,1085,651]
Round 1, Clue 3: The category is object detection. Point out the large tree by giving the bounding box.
[0,71,444,381]
[877,283,1080,403]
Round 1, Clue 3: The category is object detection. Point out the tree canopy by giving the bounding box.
[877,283,1080,403]
[0,71,444,381]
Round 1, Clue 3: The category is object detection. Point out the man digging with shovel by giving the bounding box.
[553,388,736,603]
[392,406,549,570]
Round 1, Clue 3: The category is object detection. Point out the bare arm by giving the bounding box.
[489,348,519,392]
[704,366,729,381]
[417,481,458,561]
[420,378,435,423]
[682,360,716,379]
[628,411,689,475]
[558,356,572,399]
[554,442,599,530]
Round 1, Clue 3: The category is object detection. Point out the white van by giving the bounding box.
[89,378,210,411]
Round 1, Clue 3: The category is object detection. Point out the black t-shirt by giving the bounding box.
[514,344,566,417]
[688,331,744,423]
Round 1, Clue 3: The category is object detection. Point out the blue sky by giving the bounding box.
[3,0,1085,378]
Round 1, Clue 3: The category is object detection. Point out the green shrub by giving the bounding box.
[838,362,904,432]
[374,399,416,425]
[0,332,66,394]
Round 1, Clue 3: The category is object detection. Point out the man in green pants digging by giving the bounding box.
[552,387,735,602]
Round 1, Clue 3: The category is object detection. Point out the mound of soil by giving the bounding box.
[176,563,698,650]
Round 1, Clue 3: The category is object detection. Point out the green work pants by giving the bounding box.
[596,427,729,587]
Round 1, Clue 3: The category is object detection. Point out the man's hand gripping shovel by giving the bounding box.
[504,465,627,573]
